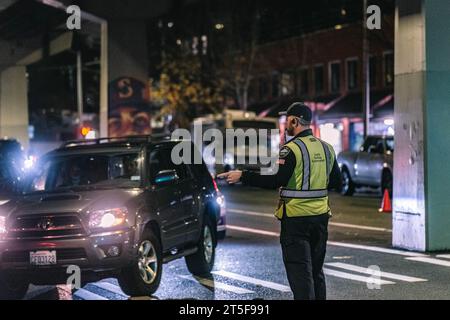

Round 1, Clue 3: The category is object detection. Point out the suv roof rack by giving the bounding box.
[59,134,172,149]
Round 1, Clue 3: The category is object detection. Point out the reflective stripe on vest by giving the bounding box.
[319,140,332,183]
[291,138,310,190]
[279,188,328,199]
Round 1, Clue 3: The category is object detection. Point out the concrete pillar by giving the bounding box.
[393,0,450,251]
[0,66,29,150]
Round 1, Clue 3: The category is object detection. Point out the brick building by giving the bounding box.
[247,16,394,154]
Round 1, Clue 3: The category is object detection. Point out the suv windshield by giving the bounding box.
[25,152,142,193]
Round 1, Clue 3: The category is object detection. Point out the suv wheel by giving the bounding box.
[185,217,216,276]
[341,168,355,196]
[118,230,162,297]
[0,273,29,300]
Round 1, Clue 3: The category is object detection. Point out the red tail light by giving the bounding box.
[211,174,219,192]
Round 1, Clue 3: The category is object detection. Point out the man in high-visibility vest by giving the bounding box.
[218,102,342,300]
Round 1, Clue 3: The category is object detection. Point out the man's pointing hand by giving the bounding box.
[217,170,243,184]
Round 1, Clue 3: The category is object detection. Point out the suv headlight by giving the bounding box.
[0,216,6,234]
[89,207,128,229]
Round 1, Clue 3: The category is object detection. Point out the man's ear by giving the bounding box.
[292,118,298,127]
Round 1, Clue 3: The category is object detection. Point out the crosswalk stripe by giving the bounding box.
[179,275,254,294]
[73,288,109,300]
[326,262,427,282]
[323,268,395,285]
[212,270,291,292]
[90,281,128,297]
[228,208,392,232]
[406,257,450,267]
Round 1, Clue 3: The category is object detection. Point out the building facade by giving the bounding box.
[247,17,394,154]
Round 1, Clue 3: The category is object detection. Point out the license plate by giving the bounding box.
[30,250,57,266]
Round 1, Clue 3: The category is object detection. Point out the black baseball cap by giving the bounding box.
[279,102,312,124]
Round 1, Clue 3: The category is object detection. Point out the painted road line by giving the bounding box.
[327,241,427,257]
[73,288,109,300]
[436,254,450,259]
[227,225,279,237]
[91,281,128,297]
[179,275,254,294]
[328,222,391,233]
[326,262,427,282]
[323,268,395,285]
[405,257,450,267]
[228,208,392,232]
[228,224,426,257]
[228,208,273,218]
[212,270,291,292]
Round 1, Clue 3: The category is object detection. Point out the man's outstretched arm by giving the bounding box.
[217,146,295,189]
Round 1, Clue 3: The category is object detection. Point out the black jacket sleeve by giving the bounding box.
[328,159,342,192]
[241,146,296,189]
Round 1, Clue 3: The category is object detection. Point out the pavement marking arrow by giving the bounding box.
[212,270,291,292]
[405,257,450,267]
[179,275,254,294]
[326,262,427,282]
[323,268,395,285]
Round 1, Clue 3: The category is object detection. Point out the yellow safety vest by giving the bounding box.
[275,134,335,219]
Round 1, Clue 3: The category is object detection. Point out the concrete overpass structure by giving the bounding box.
[0,0,179,148]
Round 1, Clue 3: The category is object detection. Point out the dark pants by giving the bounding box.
[280,213,329,300]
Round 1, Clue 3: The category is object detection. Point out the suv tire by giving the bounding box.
[185,216,216,276]
[0,273,29,300]
[118,229,162,297]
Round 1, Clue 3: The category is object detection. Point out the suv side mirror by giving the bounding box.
[154,170,179,185]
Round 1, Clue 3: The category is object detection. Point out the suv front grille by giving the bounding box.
[8,214,86,239]
[2,248,87,263]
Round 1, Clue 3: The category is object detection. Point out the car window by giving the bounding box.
[362,138,386,154]
[26,153,142,193]
[148,148,190,184]
[375,140,385,154]
[386,138,394,152]
[361,138,377,152]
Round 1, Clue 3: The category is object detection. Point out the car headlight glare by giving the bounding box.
[216,195,225,208]
[89,208,127,229]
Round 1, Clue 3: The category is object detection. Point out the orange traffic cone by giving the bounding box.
[379,189,392,213]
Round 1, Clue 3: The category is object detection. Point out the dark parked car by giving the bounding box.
[0,135,226,299]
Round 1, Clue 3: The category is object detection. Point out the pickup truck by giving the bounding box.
[337,136,394,196]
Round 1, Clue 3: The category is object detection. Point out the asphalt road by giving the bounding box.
[25,186,450,300]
